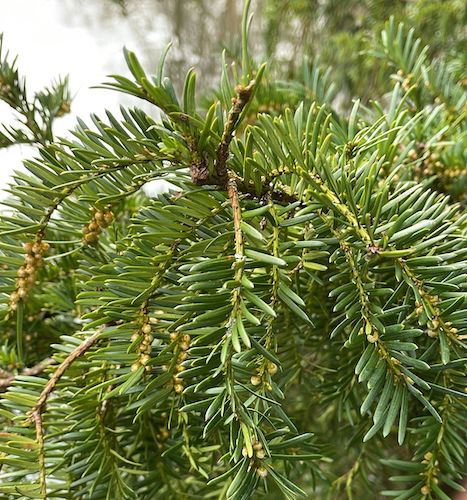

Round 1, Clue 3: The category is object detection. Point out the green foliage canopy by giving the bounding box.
[0,6,465,500]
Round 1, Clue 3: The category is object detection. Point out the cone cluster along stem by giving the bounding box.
[81,207,114,245]
[10,239,49,310]
[170,332,191,394]
[131,318,155,373]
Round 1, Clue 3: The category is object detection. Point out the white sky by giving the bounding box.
[0,0,168,193]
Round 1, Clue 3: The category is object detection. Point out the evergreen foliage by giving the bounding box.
[0,4,465,499]
[263,0,466,102]
[0,34,71,148]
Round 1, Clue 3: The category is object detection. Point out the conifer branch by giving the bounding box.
[27,330,100,497]
[0,357,56,389]
[216,81,256,182]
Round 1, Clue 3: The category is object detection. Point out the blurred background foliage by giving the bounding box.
[262,0,466,102]
[105,0,466,105]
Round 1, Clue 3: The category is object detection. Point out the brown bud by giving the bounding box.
[32,242,42,254]
[88,221,99,232]
[17,267,27,278]
[25,264,35,275]
[25,254,36,265]
[23,242,33,253]
[84,233,98,244]
[104,212,114,225]
[95,211,105,223]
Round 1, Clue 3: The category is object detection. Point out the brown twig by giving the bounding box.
[0,357,57,389]
[215,80,256,183]
[28,330,100,498]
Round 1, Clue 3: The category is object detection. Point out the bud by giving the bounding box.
[95,211,105,223]
[256,467,268,478]
[253,441,263,451]
[256,449,265,459]
[420,485,430,496]
[267,363,278,375]
[25,264,35,275]
[17,267,27,278]
[250,375,262,386]
[142,324,152,335]
[32,242,42,254]
[25,254,36,265]
[367,333,379,343]
[104,212,114,225]
[16,278,26,288]
[84,233,98,244]
[23,242,33,253]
